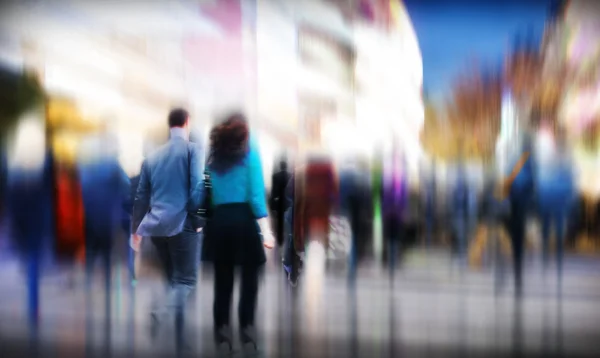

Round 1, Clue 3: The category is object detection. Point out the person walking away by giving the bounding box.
[54,162,86,277]
[132,108,204,352]
[535,126,575,289]
[501,134,535,297]
[5,147,53,351]
[125,140,156,284]
[270,158,291,247]
[452,165,471,268]
[338,156,362,285]
[78,130,130,355]
[282,170,301,286]
[303,155,337,249]
[200,113,275,352]
[382,148,408,281]
[424,168,437,248]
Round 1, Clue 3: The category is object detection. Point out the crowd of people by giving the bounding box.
[1,106,584,355]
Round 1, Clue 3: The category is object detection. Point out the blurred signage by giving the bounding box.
[200,0,243,37]
[109,33,147,57]
[298,25,354,89]
[298,93,336,145]
[255,0,298,132]
[185,0,243,80]
[356,0,393,29]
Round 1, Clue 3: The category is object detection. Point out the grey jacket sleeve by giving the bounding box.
[188,143,205,212]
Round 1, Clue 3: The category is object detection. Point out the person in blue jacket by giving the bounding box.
[132,108,204,351]
[78,131,131,291]
[507,133,536,297]
[452,163,476,268]
[5,149,53,331]
[201,112,275,351]
[535,127,575,286]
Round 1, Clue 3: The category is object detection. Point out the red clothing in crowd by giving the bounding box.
[55,169,85,262]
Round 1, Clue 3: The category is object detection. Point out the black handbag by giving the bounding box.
[187,146,211,228]
[197,168,212,219]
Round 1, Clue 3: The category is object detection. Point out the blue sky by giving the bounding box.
[404,0,553,104]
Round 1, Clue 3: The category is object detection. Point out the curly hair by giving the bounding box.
[208,112,250,173]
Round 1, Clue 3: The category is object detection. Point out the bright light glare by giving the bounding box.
[45,65,124,108]
[537,129,555,160]
[9,115,46,170]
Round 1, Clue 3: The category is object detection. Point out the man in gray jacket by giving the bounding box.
[132,108,204,346]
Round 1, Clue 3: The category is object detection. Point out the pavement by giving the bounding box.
[1,247,600,357]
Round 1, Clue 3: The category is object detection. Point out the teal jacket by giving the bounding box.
[209,136,268,218]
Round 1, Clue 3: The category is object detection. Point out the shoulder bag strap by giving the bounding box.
[506,152,530,188]
[496,152,530,200]
[197,148,212,218]
[187,144,191,211]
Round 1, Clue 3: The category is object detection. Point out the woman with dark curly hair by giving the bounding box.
[201,112,275,351]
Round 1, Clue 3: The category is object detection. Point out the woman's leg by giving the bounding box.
[239,265,261,330]
[213,261,235,330]
[541,212,551,272]
[510,216,526,297]
[555,212,566,288]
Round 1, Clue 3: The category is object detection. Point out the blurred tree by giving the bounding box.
[445,62,502,162]
[420,98,446,160]
[443,27,549,162]
[582,121,600,153]
[0,66,45,143]
[504,27,545,126]
[0,66,45,214]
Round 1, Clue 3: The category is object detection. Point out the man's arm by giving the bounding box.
[132,160,150,234]
[188,144,204,212]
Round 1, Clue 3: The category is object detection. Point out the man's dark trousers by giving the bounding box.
[151,219,199,350]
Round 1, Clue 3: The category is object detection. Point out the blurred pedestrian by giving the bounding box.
[78,129,130,356]
[535,126,575,287]
[338,157,361,285]
[452,162,477,268]
[4,117,52,346]
[78,130,130,287]
[424,165,437,248]
[132,108,204,351]
[200,112,275,351]
[281,165,304,286]
[303,154,338,249]
[6,152,52,321]
[501,134,535,297]
[270,157,291,247]
[54,162,86,271]
[382,147,408,280]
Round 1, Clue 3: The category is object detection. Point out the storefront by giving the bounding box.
[543,0,600,198]
[353,1,424,180]
[254,0,423,163]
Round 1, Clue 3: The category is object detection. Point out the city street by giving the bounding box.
[1,248,600,357]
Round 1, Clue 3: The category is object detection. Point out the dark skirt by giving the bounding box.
[201,203,266,266]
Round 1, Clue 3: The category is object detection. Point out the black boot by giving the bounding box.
[239,326,258,351]
[214,326,233,352]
